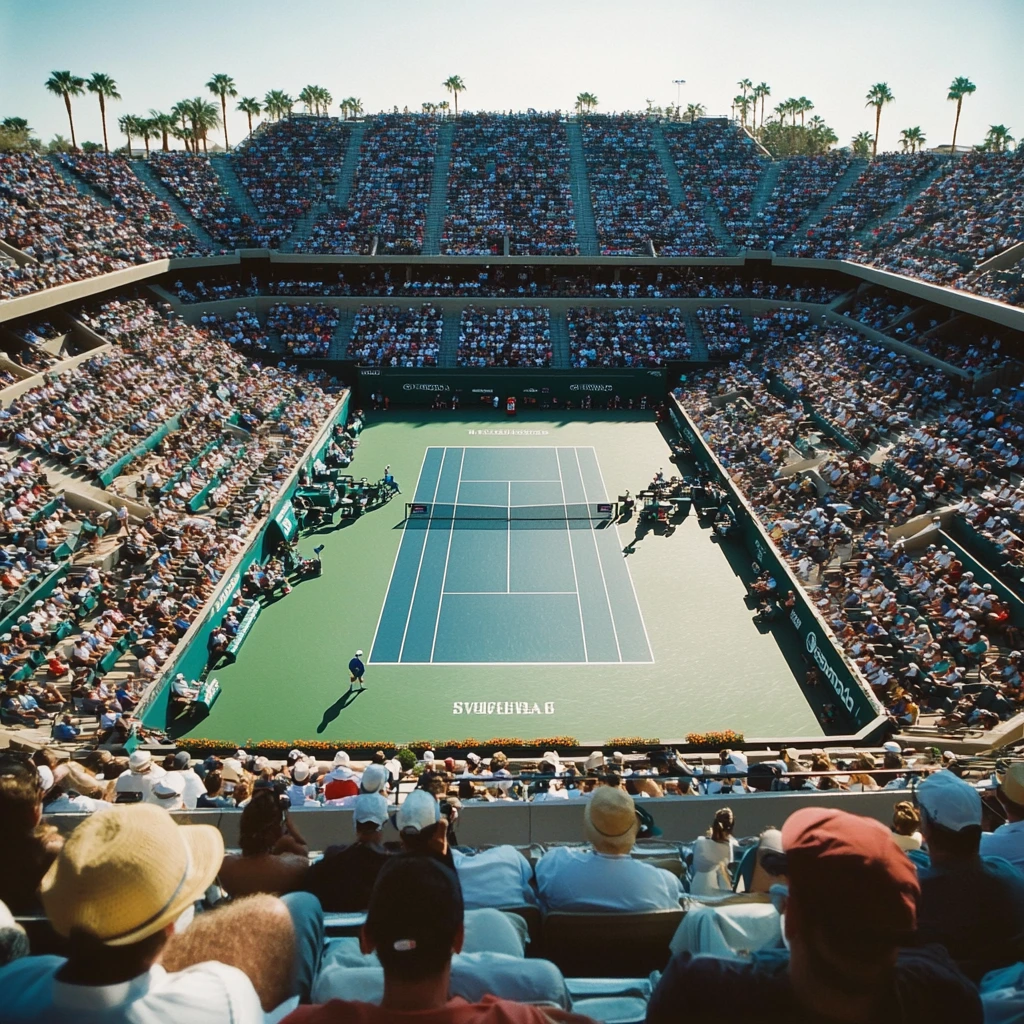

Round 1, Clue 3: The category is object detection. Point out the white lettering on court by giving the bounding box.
[453,701,555,715]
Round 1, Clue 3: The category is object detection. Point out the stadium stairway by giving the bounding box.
[702,194,739,255]
[648,124,686,207]
[549,310,571,368]
[853,159,950,249]
[748,159,783,221]
[46,155,112,207]
[684,314,709,360]
[438,309,462,368]
[130,159,219,250]
[209,154,261,222]
[776,158,867,254]
[564,122,600,257]
[328,308,356,360]
[422,121,455,256]
[282,123,367,252]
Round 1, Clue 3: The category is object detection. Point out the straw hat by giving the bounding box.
[584,786,639,855]
[41,804,223,946]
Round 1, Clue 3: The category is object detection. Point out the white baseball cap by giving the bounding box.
[396,789,440,833]
[361,764,389,794]
[355,650,364,657]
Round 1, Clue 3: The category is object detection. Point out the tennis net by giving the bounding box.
[405,502,616,521]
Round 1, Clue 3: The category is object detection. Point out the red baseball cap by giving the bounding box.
[782,807,919,942]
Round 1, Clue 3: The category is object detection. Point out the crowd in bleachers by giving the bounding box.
[863,154,1024,290]
[743,152,854,250]
[663,119,763,253]
[174,272,259,303]
[150,153,267,248]
[694,305,750,358]
[792,153,942,258]
[58,154,203,255]
[568,307,691,367]
[582,116,699,256]
[268,303,339,358]
[300,115,436,255]
[6,735,1024,1020]
[347,303,442,366]
[456,306,552,367]
[201,307,272,355]
[442,114,576,256]
[0,154,168,299]
[233,118,348,243]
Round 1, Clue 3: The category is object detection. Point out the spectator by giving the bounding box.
[0,804,267,1022]
[0,754,64,914]
[535,785,683,911]
[689,807,737,895]
[647,807,982,1023]
[982,763,1024,870]
[912,769,1024,981]
[890,800,924,852]
[283,855,593,1024]
[219,787,311,897]
[303,792,395,912]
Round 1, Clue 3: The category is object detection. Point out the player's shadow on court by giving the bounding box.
[316,688,365,733]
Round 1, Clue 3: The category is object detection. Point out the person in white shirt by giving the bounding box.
[114,750,166,803]
[981,763,1024,871]
[0,804,268,1023]
[535,786,684,912]
[452,845,537,910]
[168,751,207,809]
[287,763,320,807]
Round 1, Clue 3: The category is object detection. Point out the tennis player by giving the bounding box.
[348,649,366,692]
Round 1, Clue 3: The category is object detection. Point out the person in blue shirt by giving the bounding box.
[52,714,80,741]
[348,650,366,693]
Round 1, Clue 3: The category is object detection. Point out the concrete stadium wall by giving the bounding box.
[42,788,917,846]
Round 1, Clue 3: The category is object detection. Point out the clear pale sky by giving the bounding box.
[1,0,1021,153]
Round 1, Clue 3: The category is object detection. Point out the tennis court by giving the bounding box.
[371,447,653,664]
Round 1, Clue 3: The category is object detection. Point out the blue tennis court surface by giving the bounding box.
[371,446,653,664]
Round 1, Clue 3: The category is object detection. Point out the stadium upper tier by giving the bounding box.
[2,115,1023,308]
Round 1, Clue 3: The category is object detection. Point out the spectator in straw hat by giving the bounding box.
[647,807,981,1024]
[0,804,268,1022]
[535,786,683,912]
[981,762,1024,871]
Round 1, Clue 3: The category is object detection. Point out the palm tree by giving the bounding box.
[438,100,450,117]
[182,97,220,154]
[298,86,315,114]
[118,113,141,157]
[86,73,120,154]
[683,102,706,123]
[865,82,895,158]
[206,74,237,151]
[795,97,814,127]
[575,92,598,115]
[737,78,753,105]
[899,126,926,153]
[338,98,351,120]
[753,82,770,129]
[263,90,293,121]
[317,87,333,116]
[236,97,261,137]
[443,75,466,116]
[983,124,1014,153]
[733,95,751,129]
[851,131,873,158]
[947,76,976,153]
[44,71,86,150]
[171,100,191,151]
[347,97,364,117]
[148,110,175,152]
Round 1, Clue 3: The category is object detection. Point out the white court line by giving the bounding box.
[397,448,448,662]
[368,446,437,664]
[429,447,466,662]
[575,447,622,663]
[591,447,655,662]
[506,481,511,593]
[556,447,589,662]
[379,660,655,666]
[444,591,578,596]
[459,479,562,483]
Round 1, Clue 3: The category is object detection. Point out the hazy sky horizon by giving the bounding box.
[2,0,1021,153]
